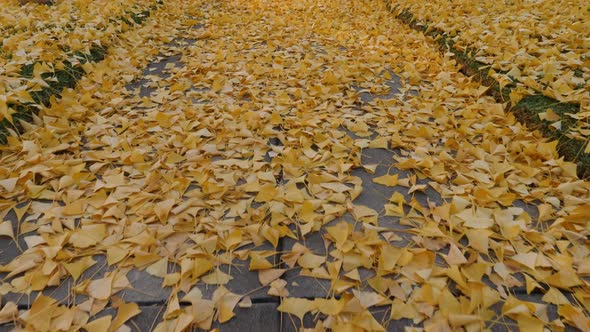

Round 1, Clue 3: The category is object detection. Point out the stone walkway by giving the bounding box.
[1,0,587,331]
[0,45,551,332]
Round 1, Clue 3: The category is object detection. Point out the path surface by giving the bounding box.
[1,0,589,331]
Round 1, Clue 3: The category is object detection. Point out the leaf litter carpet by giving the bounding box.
[1,0,590,331]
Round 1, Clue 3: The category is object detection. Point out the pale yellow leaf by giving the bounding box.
[277,298,316,321]
[372,174,398,186]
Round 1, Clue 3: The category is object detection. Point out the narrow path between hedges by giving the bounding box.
[1,0,589,331]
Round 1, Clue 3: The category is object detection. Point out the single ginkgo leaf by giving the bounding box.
[277,298,316,321]
[372,174,399,186]
[109,302,141,332]
[83,315,112,332]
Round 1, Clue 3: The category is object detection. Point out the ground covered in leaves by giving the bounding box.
[1,0,590,331]
[0,0,158,141]
[387,0,590,157]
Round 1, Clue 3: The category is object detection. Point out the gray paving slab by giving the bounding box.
[352,152,443,217]
[280,212,400,299]
[125,52,186,97]
[120,268,172,303]
[353,70,402,104]
[221,303,281,332]
[372,306,426,332]
[1,254,105,307]
[124,26,200,98]
[0,203,39,266]
[280,300,558,332]
[280,224,330,299]
[278,73,425,299]
[0,303,280,332]
[1,254,169,306]
[512,292,560,322]
[0,230,22,267]
[280,270,333,300]
[116,245,278,303]
[126,302,281,332]
[195,248,280,301]
[280,306,417,332]
[281,311,326,332]
[1,253,171,306]
[0,322,13,331]
[277,143,424,298]
[142,54,184,79]
[1,247,277,308]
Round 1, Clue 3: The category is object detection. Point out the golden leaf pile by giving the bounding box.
[1,0,590,331]
[0,0,158,123]
[0,0,154,65]
[388,0,589,103]
[388,0,590,146]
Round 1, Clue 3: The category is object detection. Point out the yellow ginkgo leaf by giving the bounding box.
[87,275,113,300]
[146,258,168,278]
[217,291,242,323]
[63,256,96,281]
[83,316,112,332]
[109,302,141,332]
[297,253,325,269]
[372,174,398,186]
[0,221,15,240]
[277,298,316,321]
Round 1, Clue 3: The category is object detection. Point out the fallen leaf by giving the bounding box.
[372,174,399,186]
[0,221,15,240]
[88,275,114,300]
[109,302,141,332]
[83,316,112,332]
[277,298,316,321]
